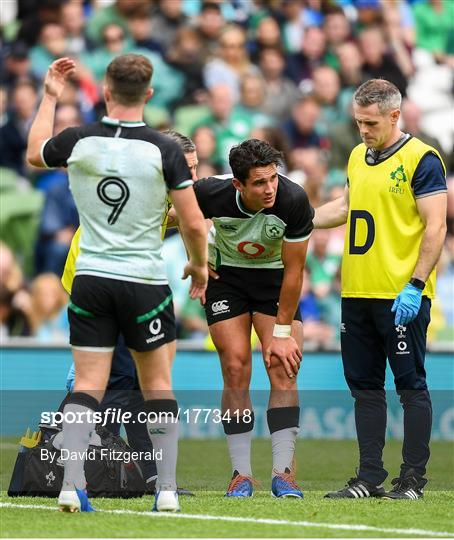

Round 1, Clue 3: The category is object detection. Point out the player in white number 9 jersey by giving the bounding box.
[27,54,208,513]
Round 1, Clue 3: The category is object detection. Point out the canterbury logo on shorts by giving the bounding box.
[211,300,230,315]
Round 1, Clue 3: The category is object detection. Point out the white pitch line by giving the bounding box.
[1,502,453,538]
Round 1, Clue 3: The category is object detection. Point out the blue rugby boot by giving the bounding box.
[271,468,304,498]
[225,470,255,497]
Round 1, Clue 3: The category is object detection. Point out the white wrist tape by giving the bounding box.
[273,324,292,338]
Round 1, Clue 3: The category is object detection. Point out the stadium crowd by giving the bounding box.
[0,0,453,347]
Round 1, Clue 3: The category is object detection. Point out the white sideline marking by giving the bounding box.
[1,502,454,537]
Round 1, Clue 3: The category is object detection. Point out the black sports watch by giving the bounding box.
[409,277,425,290]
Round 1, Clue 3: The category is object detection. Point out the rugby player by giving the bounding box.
[60,130,199,496]
[314,79,447,499]
[27,55,208,512]
[169,139,314,497]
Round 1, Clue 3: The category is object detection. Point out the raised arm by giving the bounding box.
[27,58,76,167]
[313,184,349,229]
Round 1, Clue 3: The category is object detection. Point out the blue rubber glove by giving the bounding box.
[391,283,422,326]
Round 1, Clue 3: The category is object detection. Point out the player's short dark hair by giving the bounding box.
[229,139,283,184]
[106,54,153,106]
[162,130,196,154]
[354,79,402,113]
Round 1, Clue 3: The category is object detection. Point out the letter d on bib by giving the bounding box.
[349,210,375,255]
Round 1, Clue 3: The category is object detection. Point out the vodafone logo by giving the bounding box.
[149,319,162,335]
[237,241,265,257]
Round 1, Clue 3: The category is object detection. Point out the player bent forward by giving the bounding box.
[170,139,313,497]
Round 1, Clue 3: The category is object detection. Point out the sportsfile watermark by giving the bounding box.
[40,408,254,427]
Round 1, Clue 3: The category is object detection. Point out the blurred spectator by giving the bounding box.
[29,23,68,78]
[81,23,183,109]
[56,77,96,125]
[127,8,163,55]
[191,125,217,166]
[0,285,31,338]
[249,16,282,62]
[27,273,69,342]
[259,46,301,122]
[283,95,326,150]
[0,242,26,296]
[0,242,31,338]
[16,0,65,47]
[328,111,362,170]
[336,41,364,89]
[82,23,130,81]
[290,147,328,207]
[322,7,351,70]
[35,177,79,274]
[61,1,93,56]
[280,0,306,54]
[35,103,82,192]
[286,26,326,87]
[195,84,249,171]
[193,2,225,58]
[166,27,206,105]
[0,41,39,92]
[355,0,383,27]
[299,269,335,347]
[312,65,351,136]
[150,0,188,51]
[0,80,38,175]
[400,99,447,164]
[358,25,408,97]
[85,0,144,45]
[305,228,342,330]
[232,73,274,131]
[381,3,414,80]
[381,0,415,49]
[413,0,454,64]
[204,24,259,103]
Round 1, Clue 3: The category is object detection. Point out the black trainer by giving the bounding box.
[325,476,385,499]
[383,469,426,500]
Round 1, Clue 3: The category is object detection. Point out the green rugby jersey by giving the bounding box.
[194,174,314,269]
[41,117,192,284]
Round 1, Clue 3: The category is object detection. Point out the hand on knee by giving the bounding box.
[268,365,297,390]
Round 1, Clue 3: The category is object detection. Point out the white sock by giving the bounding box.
[226,431,253,476]
[61,403,94,490]
[271,427,299,478]
[147,414,178,491]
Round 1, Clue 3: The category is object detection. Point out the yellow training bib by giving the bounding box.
[341,137,445,299]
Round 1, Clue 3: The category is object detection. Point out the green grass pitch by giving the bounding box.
[1,438,453,538]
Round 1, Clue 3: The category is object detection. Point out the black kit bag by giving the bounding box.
[8,425,146,498]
